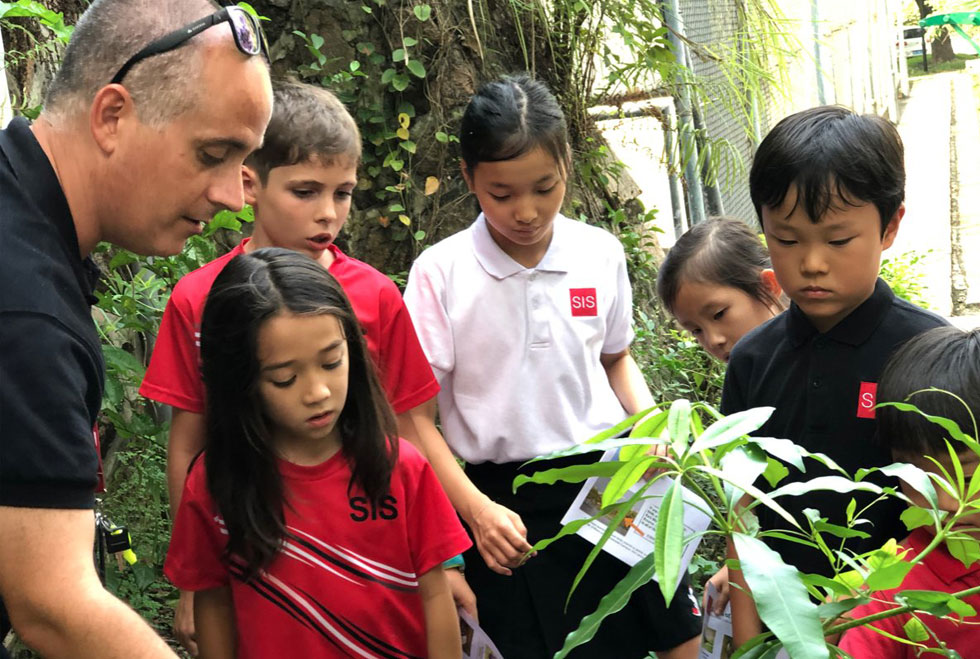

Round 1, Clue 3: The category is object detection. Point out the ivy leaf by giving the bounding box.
[392,48,406,62]
[413,3,432,21]
[424,176,440,195]
[396,127,410,140]
[399,140,417,154]
[392,74,410,92]
[381,68,396,84]
[403,36,418,47]
[435,131,449,143]
[406,59,427,78]
[398,214,411,226]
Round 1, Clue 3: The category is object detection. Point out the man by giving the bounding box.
[0,0,272,656]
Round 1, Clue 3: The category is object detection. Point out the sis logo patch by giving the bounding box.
[570,288,598,317]
[856,382,877,419]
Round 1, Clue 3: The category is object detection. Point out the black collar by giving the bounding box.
[787,278,895,348]
[0,117,101,303]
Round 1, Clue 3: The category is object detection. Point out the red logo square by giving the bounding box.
[857,382,878,419]
[570,288,598,317]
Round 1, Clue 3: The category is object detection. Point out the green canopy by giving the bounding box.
[920,12,980,56]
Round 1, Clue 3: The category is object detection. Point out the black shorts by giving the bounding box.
[463,454,703,659]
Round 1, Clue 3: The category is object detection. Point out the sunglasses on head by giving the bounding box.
[110,6,269,85]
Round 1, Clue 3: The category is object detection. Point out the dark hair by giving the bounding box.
[245,79,361,184]
[878,326,980,456]
[657,217,782,314]
[749,105,905,234]
[44,0,219,124]
[200,248,397,578]
[460,73,570,176]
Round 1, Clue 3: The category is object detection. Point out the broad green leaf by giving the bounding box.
[689,406,774,453]
[900,506,933,531]
[733,534,828,659]
[392,73,410,91]
[554,551,657,658]
[800,572,853,598]
[946,595,977,617]
[406,59,426,78]
[762,457,790,488]
[749,436,806,472]
[814,596,865,622]
[102,345,143,377]
[720,444,768,501]
[512,461,624,493]
[812,521,870,540]
[902,617,929,643]
[654,479,685,604]
[601,455,662,508]
[864,557,913,591]
[862,463,939,509]
[946,536,980,568]
[413,3,432,21]
[667,399,691,457]
[620,407,666,461]
[399,140,417,154]
[768,476,883,500]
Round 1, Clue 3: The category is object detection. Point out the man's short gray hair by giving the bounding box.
[44,0,219,125]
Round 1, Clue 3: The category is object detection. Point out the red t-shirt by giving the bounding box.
[165,439,471,658]
[837,528,980,658]
[140,239,438,414]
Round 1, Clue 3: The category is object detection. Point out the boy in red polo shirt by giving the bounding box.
[837,326,980,657]
[141,80,464,654]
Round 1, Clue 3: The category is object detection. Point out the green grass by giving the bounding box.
[908,53,980,77]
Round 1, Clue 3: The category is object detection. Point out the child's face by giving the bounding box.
[762,185,901,333]
[256,311,349,464]
[463,147,566,264]
[672,276,780,363]
[895,448,980,539]
[245,156,357,263]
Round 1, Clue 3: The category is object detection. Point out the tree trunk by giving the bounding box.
[913,0,957,64]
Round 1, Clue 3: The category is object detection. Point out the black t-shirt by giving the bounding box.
[0,117,104,509]
[722,278,948,577]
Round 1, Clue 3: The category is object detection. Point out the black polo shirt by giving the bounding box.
[0,117,103,509]
[722,278,948,577]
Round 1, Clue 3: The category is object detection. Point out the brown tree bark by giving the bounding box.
[913,0,957,64]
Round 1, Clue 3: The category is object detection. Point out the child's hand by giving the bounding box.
[703,565,730,615]
[175,588,199,656]
[444,568,478,620]
[471,500,534,575]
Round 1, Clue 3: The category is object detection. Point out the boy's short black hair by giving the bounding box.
[749,105,904,234]
[245,78,361,184]
[878,326,980,456]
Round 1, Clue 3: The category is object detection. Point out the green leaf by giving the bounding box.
[699,463,801,529]
[392,73,410,91]
[108,250,139,270]
[864,557,914,592]
[512,461,625,493]
[762,457,790,488]
[719,444,768,502]
[620,407,666,461]
[403,36,418,47]
[654,479,686,605]
[863,463,939,509]
[689,406,774,453]
[732,534,827,659]
[902,617,930,643]
[554,551,657,658]
[413,230,426,241]
[392,48,406,62]
[583,409,650,445]
[528,516,598,553]
[768,476,883,500]
[878,400,980,452]
[103,377,124,407]
[667,399,691,457]
[946,536,980,568]
[812,521,870,540]
[102,345,144,378]
[900,506,933,531]
[523,436,663,465]
[601,456,662,508]
[399,140,417,154]
[406,59,426,78]
[413,3,432,21]
[381,68,396,84]
[435,131,449,143]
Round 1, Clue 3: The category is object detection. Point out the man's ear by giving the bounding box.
[881,202,905,250]
[89,84,133,155]
[242,165,261,205]
[460,159,475,193]
[760,268,783,307]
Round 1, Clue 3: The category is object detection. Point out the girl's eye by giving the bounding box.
[829,237,854,246]
[689,327,702,337]
[713,308,727,321]
[322,360,343,371]
[270,376,296,388]
[536,184,558,195]
[336,190,353,200]
[489,193,510,201]
[774,238,796,246]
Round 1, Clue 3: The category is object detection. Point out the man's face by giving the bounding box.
[103,40,272,256]
[761,185,901,333]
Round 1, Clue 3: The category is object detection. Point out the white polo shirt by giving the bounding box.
[404,213,635,464]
